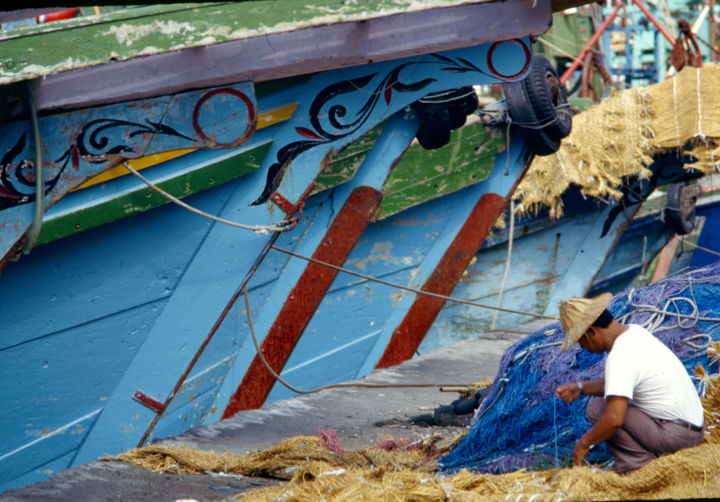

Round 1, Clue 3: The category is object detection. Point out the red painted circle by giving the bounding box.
[486,39,531,81]
[192,88,256,148]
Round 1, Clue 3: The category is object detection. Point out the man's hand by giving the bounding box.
[573,438,590,466]
[555,382,581,403]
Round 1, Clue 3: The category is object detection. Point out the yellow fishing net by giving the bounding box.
[116,366,720,501]
[516,64,720,218]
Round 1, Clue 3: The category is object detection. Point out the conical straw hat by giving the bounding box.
[559,292,612,352]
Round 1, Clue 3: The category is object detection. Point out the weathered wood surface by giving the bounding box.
[0,0,553,111]
[0,82,257,261]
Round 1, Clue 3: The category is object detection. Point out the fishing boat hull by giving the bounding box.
[0,1,568,489]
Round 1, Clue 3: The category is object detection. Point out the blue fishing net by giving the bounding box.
[440,261,720,473]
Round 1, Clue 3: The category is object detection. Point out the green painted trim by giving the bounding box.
[375,120,505,220]
[36,142,271,246]
[0,0,486,84]
[34,117,507,245]
[313,123,385,193]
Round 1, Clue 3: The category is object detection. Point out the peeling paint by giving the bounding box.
[105,20,198,47]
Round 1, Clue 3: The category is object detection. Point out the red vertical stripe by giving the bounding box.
[222,186,384,416]
[375,192,508,369]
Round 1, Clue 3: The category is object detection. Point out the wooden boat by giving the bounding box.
[0,1,585,491]
[422,176,720,354]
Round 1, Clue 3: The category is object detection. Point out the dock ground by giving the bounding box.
[0,320,545,502]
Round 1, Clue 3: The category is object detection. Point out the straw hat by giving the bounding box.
[559,292,612,351]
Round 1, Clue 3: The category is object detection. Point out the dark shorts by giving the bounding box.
[586,397,704,472]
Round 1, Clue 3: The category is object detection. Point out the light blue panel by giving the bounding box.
[209,112,419,417]
[268,329,382,402]
[163,357,234,417]
[420,210,601,353]
[0,410,99,490]
[0,302,162,458]
[151,368,229,442]
[0,178,234,349]
[588,216,670,295]
[357,134,530,375]
[542,203,637,316]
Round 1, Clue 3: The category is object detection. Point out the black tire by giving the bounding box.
[412,87,478,150]
[415,103,451,150]
[664,183,699,235]
[502,55,572,156]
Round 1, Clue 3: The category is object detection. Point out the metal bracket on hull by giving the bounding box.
[132,391,163,413]
[270,182,317,220]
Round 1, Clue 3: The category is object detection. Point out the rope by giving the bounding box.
[507,104,571,129]
[270,245,558,320]
[418,89,477,104]
[618,296,720,329]
[242,286,471,394]
[491,199,515,330]
[124,159,559,321]
[536,37,576,60]
[121,162,294,234]
[694,31,720,57]
[22,82,44,254]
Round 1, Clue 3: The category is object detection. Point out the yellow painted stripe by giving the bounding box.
[257,102,297,130]
[73,102,298,190]
[74,149,194,190]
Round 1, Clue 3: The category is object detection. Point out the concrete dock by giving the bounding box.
[0,320,545,502]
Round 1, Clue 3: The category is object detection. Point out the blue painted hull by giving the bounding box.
[0,33,542,490]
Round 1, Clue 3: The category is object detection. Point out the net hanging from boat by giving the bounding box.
[439,261,720,474]
[516,64,720,219]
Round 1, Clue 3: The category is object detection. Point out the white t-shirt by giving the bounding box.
[604,324,704,427]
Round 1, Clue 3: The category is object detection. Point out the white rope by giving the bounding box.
[121,158,559,321]
[618,297,699,331]
[121,162,292,234]
[241,286,472,395]
[491,199,515,330]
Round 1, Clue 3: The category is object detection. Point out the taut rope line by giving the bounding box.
[121,160,560,321]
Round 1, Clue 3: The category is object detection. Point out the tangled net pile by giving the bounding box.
[440,261,720,474]
[516,64,720,218]
[116,264,720,500]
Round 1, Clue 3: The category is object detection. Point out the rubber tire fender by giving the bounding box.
[664,183,698,235]
[413,87,479,150]
[502,55,571,156]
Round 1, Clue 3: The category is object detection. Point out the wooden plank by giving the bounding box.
[27,0,551,111]
[36,142,271,246]
[374,142,532,368]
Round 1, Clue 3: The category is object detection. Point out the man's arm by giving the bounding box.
[573,395,628,466]
[556,379,605,402]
